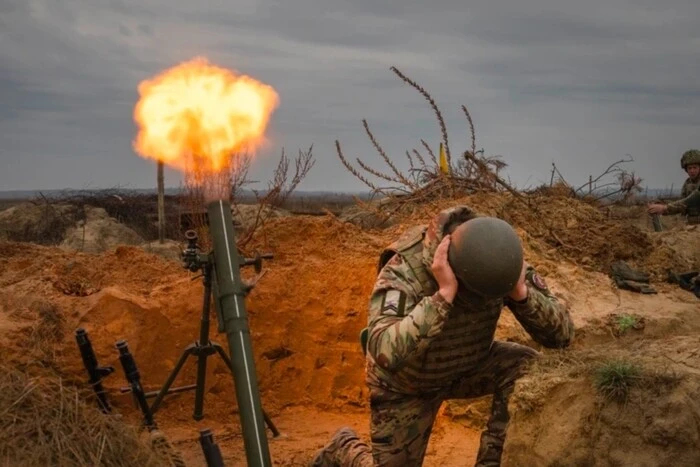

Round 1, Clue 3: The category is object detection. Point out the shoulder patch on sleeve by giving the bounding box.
[380,289,407,316]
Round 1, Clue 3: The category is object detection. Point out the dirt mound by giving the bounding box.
[0,215,388,420]
[233,203,291,233]
[464,193,661,274]
[61,206,144,253]
[141,240,185,262]
[373,192,689,280]
[0,201,80,244]
[504,337,700,466]
[655,228,700,270]
[605,203,690,232]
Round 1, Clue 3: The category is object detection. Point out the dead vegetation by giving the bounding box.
[180,146,315,250]
[4,299,69,372]
[335,66,520,216]
[0,365,170,467]
[26,301,67,363]
[544,156,644,203]
[335,66,643,221]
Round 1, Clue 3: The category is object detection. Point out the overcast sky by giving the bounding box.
[1,0,699,193]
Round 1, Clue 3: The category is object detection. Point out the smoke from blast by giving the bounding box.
[132,57,280,201]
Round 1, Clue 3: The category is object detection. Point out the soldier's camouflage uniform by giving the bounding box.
[666,181,700,225]
[680,177,700,198]
[311,206,575,467]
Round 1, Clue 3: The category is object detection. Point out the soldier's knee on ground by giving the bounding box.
[495,342,540,389]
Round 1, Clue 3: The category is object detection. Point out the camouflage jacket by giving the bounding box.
[365,206,575,395]
[666,179,700,223]
[681,177,700,198]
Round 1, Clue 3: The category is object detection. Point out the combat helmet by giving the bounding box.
[681,149,700,169]
[447,217,523,298]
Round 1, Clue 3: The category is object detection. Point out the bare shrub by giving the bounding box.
[182,146,315,250]
[335,66,522,211]
[540,156,644,205]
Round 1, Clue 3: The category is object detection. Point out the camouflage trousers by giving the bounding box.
[311,341,538,467]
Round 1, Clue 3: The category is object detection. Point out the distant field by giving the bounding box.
[0,188,681,216]
[0,192,361,216]
[0,199,27,211]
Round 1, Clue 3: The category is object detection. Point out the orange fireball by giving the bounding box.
[132,57,279,174]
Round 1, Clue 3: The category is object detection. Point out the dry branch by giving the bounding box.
[461,150,523,199]
[390,66,452,167]
[362,119,417,189]
[237,146,315,248]
[536,156,642,204]
[335,66,523,210]
[183,146,315,250]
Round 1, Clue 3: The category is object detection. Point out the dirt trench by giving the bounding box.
[1,195,699,466]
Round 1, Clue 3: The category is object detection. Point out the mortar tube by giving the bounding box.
[206,199,271,467]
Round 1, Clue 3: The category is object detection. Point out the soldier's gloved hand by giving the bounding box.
[508,261,529,302]
[647,203,668,215]
[432,235,458,304]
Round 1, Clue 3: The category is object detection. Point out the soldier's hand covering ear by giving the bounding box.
[431,235,458,304]
[508,261,529,302]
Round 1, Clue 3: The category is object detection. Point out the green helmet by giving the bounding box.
[681,150,700,169]
[447,217,523,298]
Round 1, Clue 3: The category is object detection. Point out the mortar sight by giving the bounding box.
[180,228,273,275]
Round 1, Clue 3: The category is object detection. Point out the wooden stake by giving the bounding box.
[157,160,165,244]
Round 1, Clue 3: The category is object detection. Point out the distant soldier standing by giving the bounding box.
[311,206,575,467]
[648,149,700,225]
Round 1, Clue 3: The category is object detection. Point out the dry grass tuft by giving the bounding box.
[0,365,170,467]
[511,351,591,413]
[13,300,68,368]
[594,359,642,403]
[29,300,66,344]
[513,349,685,413]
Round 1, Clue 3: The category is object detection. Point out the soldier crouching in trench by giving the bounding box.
[310,206,575,467]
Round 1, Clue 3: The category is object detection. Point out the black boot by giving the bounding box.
[475,431,504,467]
[310,427,363,467]
[474,388,512,467]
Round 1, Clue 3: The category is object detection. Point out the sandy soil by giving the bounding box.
[1,193,698,466]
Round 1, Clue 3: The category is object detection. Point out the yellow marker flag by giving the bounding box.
[439,142,450,175]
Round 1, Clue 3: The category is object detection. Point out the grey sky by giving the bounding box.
[1,0,699,193]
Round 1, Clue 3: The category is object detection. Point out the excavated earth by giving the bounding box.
[1,193,699,466]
